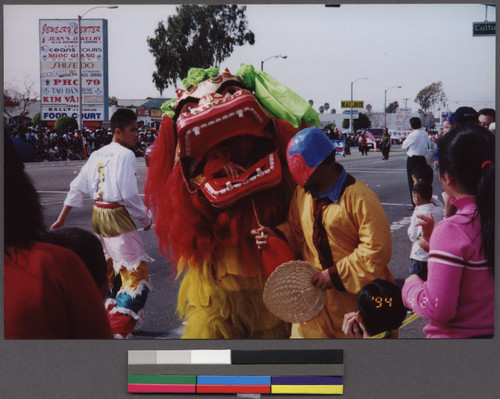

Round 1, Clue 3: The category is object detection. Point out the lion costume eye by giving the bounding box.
[179,102,198,114]
[220,85,240,96]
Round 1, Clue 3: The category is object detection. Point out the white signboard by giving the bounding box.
[396,107,412,130]
[343,109,359,119]
[39,19,109,122]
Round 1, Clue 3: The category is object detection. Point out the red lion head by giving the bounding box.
[145,66,317,273]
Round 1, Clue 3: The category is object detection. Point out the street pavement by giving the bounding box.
[25,144,436,339]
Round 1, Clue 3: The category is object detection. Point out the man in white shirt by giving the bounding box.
[402,117,428,209]
[51,109,153,338]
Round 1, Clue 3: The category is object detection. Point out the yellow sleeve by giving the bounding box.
[334,186,393,294]
[275,187,305,257]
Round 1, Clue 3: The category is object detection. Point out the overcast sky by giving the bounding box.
[3,3,497,114]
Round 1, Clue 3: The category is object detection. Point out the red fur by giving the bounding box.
[145,116,302,274]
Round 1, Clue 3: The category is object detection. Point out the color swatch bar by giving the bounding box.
[272,376,343,385]
[197,375,271,385]
[196,375,272,394]
[128,374,195,384]
[129,349,343,365]
[128,384,195,393]
[128,349,231,365]
[232,350,343,364]
[197,385,271,394]
[271,385,344,395]
[271,376,344,394]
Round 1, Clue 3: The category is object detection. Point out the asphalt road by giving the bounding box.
[25,144,438,339]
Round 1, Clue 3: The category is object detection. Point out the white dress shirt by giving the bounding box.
[402,129,429,157]
[64,142,152,227]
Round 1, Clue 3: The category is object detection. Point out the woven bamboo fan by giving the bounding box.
[263,260,326,323]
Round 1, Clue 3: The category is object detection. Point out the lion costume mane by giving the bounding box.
[145,64,319,338]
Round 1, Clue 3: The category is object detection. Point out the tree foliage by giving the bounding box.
[343,113,371,131]
[323,123,336,133]
[147,5,255,93]
[319,106,325,113]
[385,101,399,113]
[366,104,372,113]
[4,78,39,119]
[31,112,46,127]
[323,102,330,112]
[353,112,371,131]
[54,116,78,131]
[109,96,118,106]
[414,81,447,112]
[330,108,336,114]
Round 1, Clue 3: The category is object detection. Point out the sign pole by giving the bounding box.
[384,89,387,129]
[348,78,368,133]
[350,82,353,134]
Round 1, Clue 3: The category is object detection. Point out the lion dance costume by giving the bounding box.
[145,64,319,338]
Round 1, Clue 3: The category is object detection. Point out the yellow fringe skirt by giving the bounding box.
[177,258,290,339]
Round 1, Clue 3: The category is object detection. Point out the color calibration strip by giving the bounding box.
[128,350,343,395]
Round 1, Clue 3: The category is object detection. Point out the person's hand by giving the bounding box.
[416,213,434,243]
[342,312,363,338]
[417,238,429,252]
[50,219,65,230]
[405,274,422,285]
[311,269,333,290]
[223,162,246,179]
[250,226,276,249]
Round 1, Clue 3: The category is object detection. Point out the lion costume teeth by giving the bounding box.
[145,65,319,339]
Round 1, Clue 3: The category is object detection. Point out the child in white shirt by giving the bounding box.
[408,182,444,280]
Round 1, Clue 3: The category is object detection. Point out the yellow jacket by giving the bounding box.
[277,178,394,338]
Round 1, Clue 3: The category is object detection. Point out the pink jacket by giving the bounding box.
[402,196,494,338]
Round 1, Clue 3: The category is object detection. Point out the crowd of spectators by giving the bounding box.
[6,125,158,162]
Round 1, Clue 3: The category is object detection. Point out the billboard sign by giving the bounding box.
[342,109,359,119]
[472,22,495,36]
[340,100,364,109]
[396,107,412,130]
[39,19,109,123]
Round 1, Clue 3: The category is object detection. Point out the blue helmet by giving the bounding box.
[286,127,335,186]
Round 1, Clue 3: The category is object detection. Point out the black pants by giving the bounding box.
[382,146,390,159]
[407,155,427,206]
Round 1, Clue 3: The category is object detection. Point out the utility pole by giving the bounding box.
[350,77,368,133]
[384,85,402,129]
[402,98,411,108]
